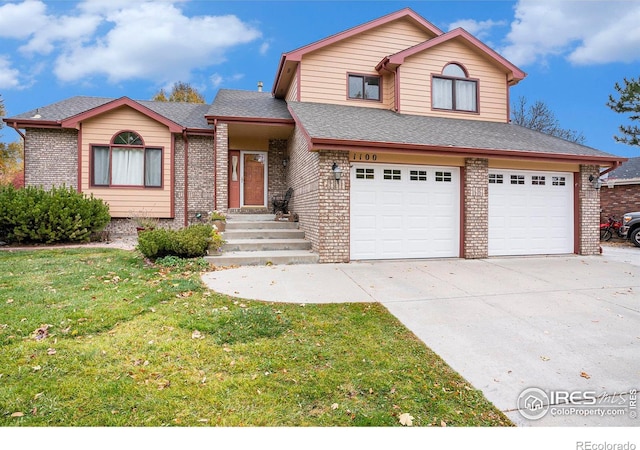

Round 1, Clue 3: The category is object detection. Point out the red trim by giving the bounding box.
[273,8,442,97]
[205,116,294,126]
[296,64,302,101]
[213,119,218,210]
[459,165,466,258]
[183,131,189,227]
[77,123,82,192]
[7,120,60,129]
[61,97,183,133]
[574,171,580,254]
[170,135,175,219]
[379,28,526,85]
[395,67,400,111]
[306,137,626,166]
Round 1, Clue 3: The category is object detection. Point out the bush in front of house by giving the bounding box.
[0,184,111,244]
[137,224,214,260]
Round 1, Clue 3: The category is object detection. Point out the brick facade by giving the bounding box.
[317,151,350,263]
[463,158,489,258]
[268,139,288,204]
[578,164,600,255]
[600,183,640,222]
[287,127,320,254]
[24,129,78,189]
[214,123,229,212]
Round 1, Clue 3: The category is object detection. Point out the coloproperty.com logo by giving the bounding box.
[517,387,638,421]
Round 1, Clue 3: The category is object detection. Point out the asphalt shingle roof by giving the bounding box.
[208,89,292,120]
[287,101,615,158]
[606,156,640,179]
[8,96,212,129]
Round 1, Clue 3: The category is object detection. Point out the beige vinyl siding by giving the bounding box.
[399,39,509,122]
[286,72,299,102]
[81,106,173,218]
[299,18,433,108]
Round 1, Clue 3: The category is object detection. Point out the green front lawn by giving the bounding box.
[0,248,511,426]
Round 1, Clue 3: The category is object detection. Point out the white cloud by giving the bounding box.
[259,41,270,55]
[19,14,101,55]
[0,55,21,89]
[53,2,262,83]
[448,18,506,40]
[0,0,48,39]
[210,73,224,88]
[501,0,640,66]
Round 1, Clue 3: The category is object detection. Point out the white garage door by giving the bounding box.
[350,164,460,260]
[489,170,574,256]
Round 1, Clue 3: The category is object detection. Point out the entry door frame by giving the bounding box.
[240,151,268,208]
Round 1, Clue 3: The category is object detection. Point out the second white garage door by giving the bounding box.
[489,169,574,256]
[350,164,460,260]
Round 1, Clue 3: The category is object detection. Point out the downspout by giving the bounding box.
[183,130,189,227]
[9,121,26,141]
[213,119,217,210]
[599,161,623,178]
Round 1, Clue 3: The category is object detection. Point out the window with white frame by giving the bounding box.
[92,131,162,188]
[432,63,478,112]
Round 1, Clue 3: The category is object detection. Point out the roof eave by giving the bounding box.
[308,137,626,166]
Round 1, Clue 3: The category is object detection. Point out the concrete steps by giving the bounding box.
[205,214,319,266]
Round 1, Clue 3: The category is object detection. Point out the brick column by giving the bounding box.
[464,158,489,259]
[578,164,600,255]
[215,123,229,212]
[317,151,350,263]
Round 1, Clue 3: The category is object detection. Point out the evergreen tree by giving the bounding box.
[607,77,640,147]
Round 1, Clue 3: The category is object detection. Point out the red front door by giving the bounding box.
[243,153,265,206]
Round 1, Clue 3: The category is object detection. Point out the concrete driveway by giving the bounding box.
[201,245,640,426]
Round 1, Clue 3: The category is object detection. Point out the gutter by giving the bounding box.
[8,121,26,141]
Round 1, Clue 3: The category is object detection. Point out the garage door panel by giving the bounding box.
[489,170,573,256]
[351,164,459,260]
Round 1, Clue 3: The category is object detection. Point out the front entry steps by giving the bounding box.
[205,214,319,266]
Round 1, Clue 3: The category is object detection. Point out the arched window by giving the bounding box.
[92,131,162,188]
[432,63,477,112]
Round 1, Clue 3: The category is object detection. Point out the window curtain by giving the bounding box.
[145,149,162,187]
[112,148,144,185]
[455,80,477,111]
[93,147,110,185]
[348,76,363,99]
[433,78,453,109]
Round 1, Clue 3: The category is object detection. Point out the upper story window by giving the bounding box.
[432,63,478,113]
[92,131,162,188]
[348,74,380,101]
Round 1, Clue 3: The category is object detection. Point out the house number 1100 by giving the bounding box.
[352,153,378,161]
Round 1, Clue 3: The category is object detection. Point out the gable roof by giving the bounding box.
[273,8,443,98]
[207,89,293,123]
[605,156,640,181]
[376,27,526,85]
[4,96,212,130]
[287,101,625,166]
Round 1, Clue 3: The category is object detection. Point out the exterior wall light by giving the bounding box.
[282,157,289,168]
[332,162,342,181]
[588,174,602,190]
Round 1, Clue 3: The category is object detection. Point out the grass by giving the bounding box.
[0,248,512,426]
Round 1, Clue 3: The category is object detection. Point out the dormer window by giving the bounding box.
[432,63,478,112]
[348,74,380,101]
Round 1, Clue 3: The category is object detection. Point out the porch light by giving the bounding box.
[282,157,289,168]
[332,162,342,181]
[588,174,602,190]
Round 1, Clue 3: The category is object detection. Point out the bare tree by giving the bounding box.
[511,96,586,144]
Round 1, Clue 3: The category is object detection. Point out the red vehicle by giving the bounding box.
[600,216,624,241]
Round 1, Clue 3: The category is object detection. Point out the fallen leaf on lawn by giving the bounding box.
[32,324,50,341]
[399,413,414,426]
[47,348,56,355]
[34,392,44,400]
[198,419,209,423]
[222,347,232,352]
[32,365,41,372]
[11,412,24,418]
[441,420,447,427]
[580,371,591,379]
[6,298,13,304]
[191,330,203,339]
[331,403,339,410]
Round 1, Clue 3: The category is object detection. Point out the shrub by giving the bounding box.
[137,224,215,260]
[0,184,110,244]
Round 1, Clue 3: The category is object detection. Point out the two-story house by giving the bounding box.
[3,8,625,262]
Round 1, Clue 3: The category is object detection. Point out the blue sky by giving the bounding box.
[0,0,639,159]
